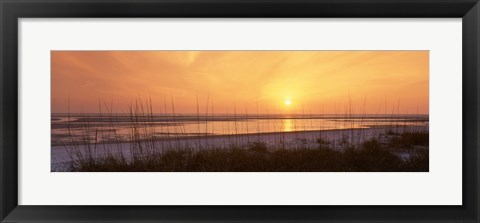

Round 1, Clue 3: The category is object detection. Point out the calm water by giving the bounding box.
[51,114,429,146]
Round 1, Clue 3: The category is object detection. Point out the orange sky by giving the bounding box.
[51,51,429,114]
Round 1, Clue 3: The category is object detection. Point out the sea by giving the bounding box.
[51,113,429,146]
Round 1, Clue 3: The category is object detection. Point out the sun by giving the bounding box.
[284,99,292,106]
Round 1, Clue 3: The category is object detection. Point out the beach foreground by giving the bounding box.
[52,126,428,172]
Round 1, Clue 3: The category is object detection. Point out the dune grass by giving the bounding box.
[60,97,429,172]
[66,131,428,172]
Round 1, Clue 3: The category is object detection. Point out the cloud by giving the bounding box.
[51,51,429,114]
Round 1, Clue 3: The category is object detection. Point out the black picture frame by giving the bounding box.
[1,0,479,222]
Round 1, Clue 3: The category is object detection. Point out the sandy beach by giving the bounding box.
[52,125,427,171]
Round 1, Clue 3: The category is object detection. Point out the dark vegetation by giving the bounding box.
[66,131,428,172]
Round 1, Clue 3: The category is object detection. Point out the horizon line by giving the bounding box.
[51,112,429,116]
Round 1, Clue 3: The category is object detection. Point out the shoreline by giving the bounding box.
[52,124,426,147]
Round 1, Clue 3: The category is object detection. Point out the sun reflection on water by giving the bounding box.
[283,119,294,132]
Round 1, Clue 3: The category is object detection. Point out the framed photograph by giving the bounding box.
[1,0,479,222]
